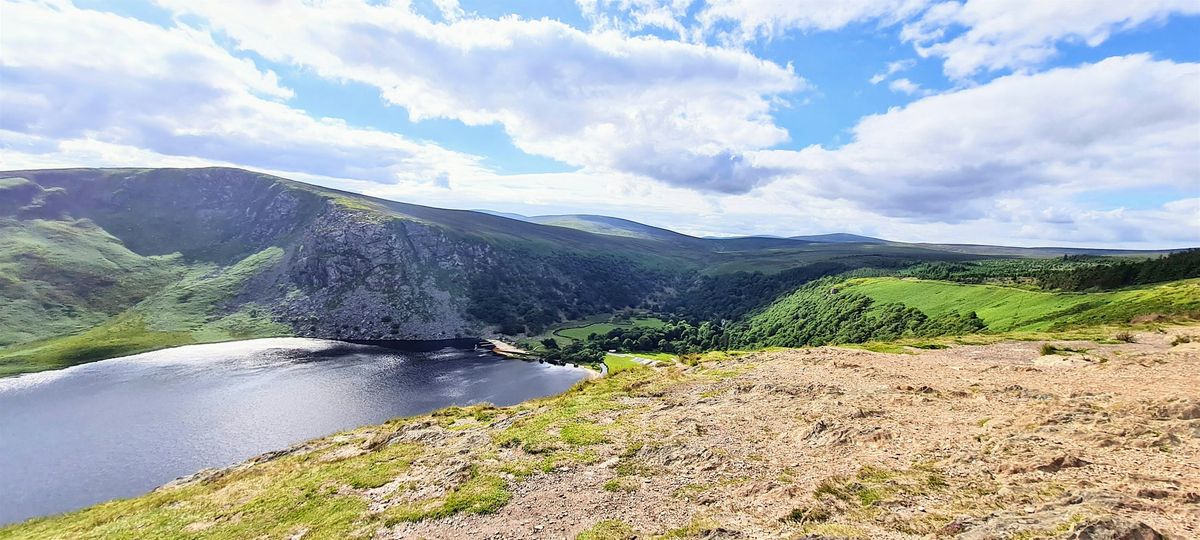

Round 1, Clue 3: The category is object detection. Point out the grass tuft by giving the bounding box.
[576,519,637,540]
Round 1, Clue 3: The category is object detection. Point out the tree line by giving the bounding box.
[899,250,1199,292]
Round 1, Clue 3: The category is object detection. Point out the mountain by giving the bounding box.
[471,209,529,221]
[0,167,1187,376]
[0,167,983,374]
[790,232,886,243]
[476,210,700,244]
[910,243,1181,257]
[522,214,696,243]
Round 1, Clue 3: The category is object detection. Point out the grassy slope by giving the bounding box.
[842,277,1200,332]
[8,328,1197,538]
[603,354,645,374]
[0,218,185,346]
[0,247,289,376]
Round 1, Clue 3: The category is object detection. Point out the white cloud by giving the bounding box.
[698,0,930,42]
[757,55,1200,222]
[887,78,927,95]
[0,0,487,185]
[681,1,1197,82]
[432,0,464,21]
[902,0,1200,78]
[576,0,695,39]
[2,1,1196,249]
[870,59,917,84]
[156,0,804,193]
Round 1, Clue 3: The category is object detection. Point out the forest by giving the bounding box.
[560,277,984,357]
[899,249,1200,291]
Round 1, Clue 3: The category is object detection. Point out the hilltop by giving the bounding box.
[6,326,1197,539]
[1,167,1195,376]
[485,212,697,243]
[0,167,977,375]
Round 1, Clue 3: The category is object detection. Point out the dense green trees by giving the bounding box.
[467,252,678,335]
[899,250,1199,292]
[581,319,726,354]
[663,262,858,322]
[538,340,605,365]
[1038,250,1200,291]
[577,277,985,354]
[731,278,984,348]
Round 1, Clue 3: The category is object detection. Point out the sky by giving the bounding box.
[1,0,1198,248]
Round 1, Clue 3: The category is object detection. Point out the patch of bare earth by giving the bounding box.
[385,329,1199,539]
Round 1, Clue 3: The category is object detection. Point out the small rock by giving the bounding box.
[1136,488,1171,500]
[1069,517,1164,540]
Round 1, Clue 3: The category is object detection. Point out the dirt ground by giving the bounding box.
[382,328,1199,539]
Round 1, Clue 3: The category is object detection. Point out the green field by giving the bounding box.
[550,317,666,345]
[603,354,644,374]
[602,352,675,374]
[842,277,1200,332]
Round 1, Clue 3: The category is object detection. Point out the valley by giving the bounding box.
[4,167,1194,377]
[7,4,1198,539]
[1,167,1198,539]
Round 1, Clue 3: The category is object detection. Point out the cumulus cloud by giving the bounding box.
[886,78,928,95]
[2,1,1195,248]
[759,55,1200,221]
[682,1,1197,81]
[0,0,487,185]
[902,0,1200,78]
[158,0,803,194]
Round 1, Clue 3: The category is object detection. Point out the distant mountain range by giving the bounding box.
[482,210,1173,256]
[474,211,693,243]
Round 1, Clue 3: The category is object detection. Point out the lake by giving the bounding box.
[0,338,587,525]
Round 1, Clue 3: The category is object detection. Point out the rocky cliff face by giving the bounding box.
[3,167,678,344]
[270,203,489,339]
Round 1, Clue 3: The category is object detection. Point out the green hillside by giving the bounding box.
[728,276,1200,351]
[1,167,1193,377]
[0,218,185,347]
[0,242,289,376]
[841,277,1200,332]
[524,214,696,243]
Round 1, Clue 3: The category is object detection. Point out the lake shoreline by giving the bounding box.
[0,337,589,525]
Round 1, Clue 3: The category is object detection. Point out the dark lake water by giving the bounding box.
[0,338,587,525]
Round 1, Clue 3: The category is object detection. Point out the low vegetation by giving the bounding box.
[0,246,289,375]
[840,277,1200,332]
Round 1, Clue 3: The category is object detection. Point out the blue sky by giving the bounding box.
[2,0,1198,248]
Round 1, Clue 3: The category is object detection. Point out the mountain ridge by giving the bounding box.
[0,167,1191,375]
